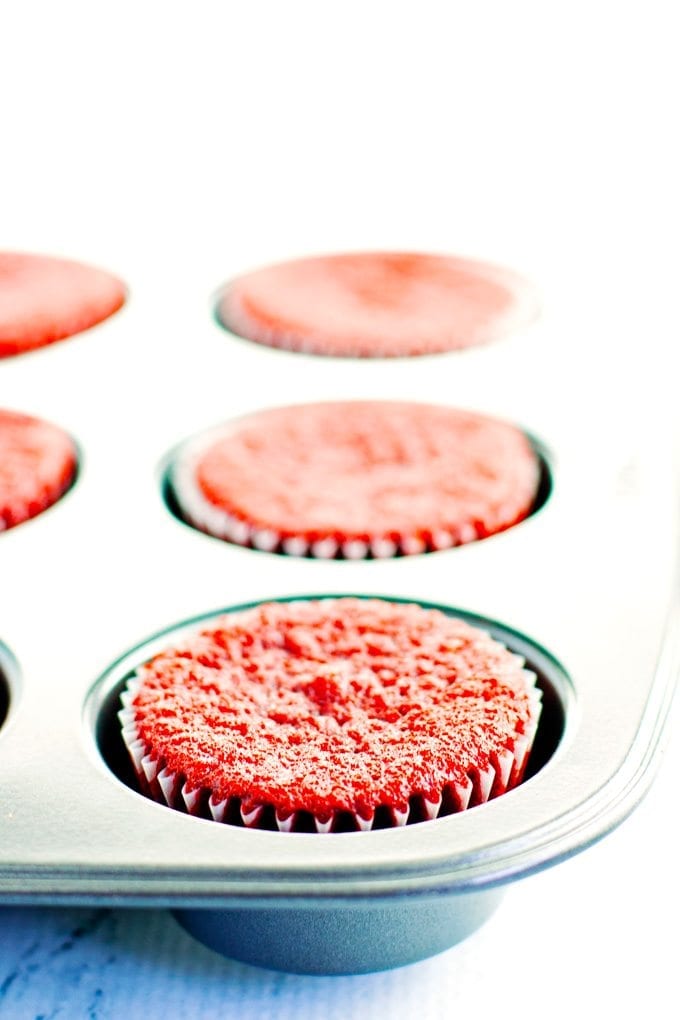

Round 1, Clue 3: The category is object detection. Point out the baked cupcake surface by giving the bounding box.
[217,251,536,358]
[120,598,542,833]
[172,401,541,558]
[0,410,77,531]
[0,252,125,358]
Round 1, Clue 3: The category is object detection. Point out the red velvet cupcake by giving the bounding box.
[217,252,536,358]
[0,252,125,358]
[0,409,78,532]
[171,401,541,558]
[119,598,542,833]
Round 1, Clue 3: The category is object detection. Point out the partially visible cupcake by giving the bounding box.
[217,251,536,358]
[0,252,126,358]
[119,598,542,833]
[0,409,78,531]
[170,401,542,558]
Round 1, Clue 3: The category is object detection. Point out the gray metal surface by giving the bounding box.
[173,888,505,975]
[0,287,678,972]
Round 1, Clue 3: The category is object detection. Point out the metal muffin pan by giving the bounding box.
[0,274,678,975]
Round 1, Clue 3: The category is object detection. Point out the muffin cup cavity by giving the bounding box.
[161,405,553,559]
[0,410,80,533]
[173,889,506,974]
[90,598,571,834]
[0,641,21,737]
[214,251,538,360]
[0,251,126,359]
[0,669,9,734]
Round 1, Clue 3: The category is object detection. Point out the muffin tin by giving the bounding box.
[0,256,678,975]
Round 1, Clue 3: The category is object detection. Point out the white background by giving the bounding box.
[1,3,679,1017]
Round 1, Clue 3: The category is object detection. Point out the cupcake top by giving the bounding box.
[0,409,77,531]
[172,401,541,557]
[0,252,125,358]
[125,598,541,828]
[217,251,536,358]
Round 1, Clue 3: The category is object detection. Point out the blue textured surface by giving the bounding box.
[4,692,679,1016]
[1,734,677,1020]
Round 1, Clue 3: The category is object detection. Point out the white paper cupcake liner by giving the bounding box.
[219,291,323,357]
[119,669,542,834]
